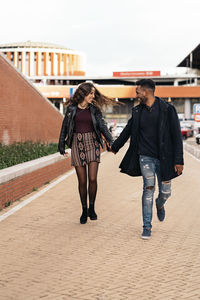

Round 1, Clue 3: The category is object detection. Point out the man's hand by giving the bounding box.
[107,144,116,154]
[104,142,116,154]
[111,149,116,154]
[174,164,183,175]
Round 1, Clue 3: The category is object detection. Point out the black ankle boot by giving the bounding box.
[80,208,88,224]
[88,205,97,220]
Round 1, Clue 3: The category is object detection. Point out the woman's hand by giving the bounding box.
[106,143,112,151]
[63,151,69,158]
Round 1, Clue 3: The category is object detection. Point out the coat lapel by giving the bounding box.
[133,104,142,131]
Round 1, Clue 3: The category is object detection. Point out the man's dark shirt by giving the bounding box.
[139,98,160,158]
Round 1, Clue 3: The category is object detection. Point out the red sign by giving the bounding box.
[194,113,200,122]
[113,71,161,77]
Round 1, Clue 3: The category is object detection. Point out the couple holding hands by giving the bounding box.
[58,80,183,239]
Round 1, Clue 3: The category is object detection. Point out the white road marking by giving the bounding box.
[0,151,107,223]
[184,149,200,162]
[0,169,75,223]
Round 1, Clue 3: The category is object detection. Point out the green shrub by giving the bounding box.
[0,141,59,170]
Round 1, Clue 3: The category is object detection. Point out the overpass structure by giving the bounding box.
[36,79,200,122]
[1,41,200,123]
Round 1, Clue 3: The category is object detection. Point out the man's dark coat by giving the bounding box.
[112,97,184,181]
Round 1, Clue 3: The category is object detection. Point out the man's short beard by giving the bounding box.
[139,97,148,105]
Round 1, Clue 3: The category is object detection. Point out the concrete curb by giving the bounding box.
[0,150,71,185]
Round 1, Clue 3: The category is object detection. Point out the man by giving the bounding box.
[111,79,184,239]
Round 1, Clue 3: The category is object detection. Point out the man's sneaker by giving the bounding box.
[141,228,151,240]
[156,199,165,222]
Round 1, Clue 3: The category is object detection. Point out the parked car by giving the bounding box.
[180,121,194,130]
[181,127,193,140]
[194,122,200,135]
[113,123,126,138]
[180,122,194,140]
[196,134,200,144]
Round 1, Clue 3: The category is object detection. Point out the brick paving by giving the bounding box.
[185,136,199,148]
[0,145,200,300]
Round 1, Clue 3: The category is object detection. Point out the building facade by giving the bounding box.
[0,41,86,77]
[1,41,200,123]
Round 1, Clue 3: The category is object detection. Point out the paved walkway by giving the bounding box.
[0,145,200,300]
[185,136,200,148]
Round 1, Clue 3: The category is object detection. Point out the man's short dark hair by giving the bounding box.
[136,79,155,92]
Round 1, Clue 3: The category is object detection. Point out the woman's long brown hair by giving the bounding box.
[67,82,117,110]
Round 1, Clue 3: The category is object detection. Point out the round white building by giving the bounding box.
[0,41,86,77]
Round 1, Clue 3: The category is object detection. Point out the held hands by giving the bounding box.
[106,143,116,154]
[101,134,116,154]
[174,164,183,175]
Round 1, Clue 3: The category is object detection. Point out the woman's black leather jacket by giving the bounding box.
[58,104,113,154]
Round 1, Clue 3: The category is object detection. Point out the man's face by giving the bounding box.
[136,86,148,104]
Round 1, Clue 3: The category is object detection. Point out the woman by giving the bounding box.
[58,82,114,224]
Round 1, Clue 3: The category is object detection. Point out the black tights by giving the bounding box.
[75,162,99,210]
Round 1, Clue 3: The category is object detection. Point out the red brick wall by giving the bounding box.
[0,157,72,209]
[0,54,63,145]
[0,145,107,210]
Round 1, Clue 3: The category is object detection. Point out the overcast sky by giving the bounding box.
[1,0,200,75]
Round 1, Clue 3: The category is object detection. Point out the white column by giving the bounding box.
[174,79,179,86]
[14,51,18,67]
[42,78,47,85]
[21,51,26,74]
[38,52,42,75]
[29,51,34,76]
[184,99,191,120]
[50,52,55,76]
[54,53,58,75]
[60,102,64,115]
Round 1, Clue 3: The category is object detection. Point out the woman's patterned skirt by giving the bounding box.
[71,132,101,167]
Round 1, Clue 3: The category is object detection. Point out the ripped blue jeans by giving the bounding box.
[139,155,171,229]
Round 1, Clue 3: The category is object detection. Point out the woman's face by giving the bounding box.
[83,87,95,104]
